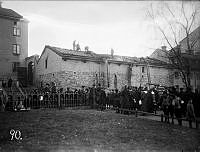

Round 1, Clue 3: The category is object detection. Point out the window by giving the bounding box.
[13,27,20,36]
[14,21,17,26]
[142,67,145,73]
[12,44,20,55]
[45,57,48,69]
[12,62,20,72]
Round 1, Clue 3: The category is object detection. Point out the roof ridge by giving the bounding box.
[0,7,23,19]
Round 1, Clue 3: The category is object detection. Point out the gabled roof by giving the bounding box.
[38,45,104,63]
[43,45,141,64]
[179,26,200,44]
[47,45,100,58]
[38,45,172,68]
[0,7,23,20]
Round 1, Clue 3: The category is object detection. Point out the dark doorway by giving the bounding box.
[114,74,117,89]
[28,61,34,86]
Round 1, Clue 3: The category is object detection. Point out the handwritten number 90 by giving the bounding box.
[10,129,22,140]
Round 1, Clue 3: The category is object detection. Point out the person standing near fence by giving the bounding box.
[90,84,96,109]
[8,78,12,88]
[174,96,182,126]
[169,94,175,124]
[162,94,170,123]
[0,90,5,112]
[186,98,196,128]
[193,89,200,117]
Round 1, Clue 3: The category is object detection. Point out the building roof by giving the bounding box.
[0,7,23,20]
[179,26,200,44]
[47,45,100,58]
[45,45,142,64]
[38,45,170,68]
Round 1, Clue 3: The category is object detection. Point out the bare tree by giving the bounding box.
[147,1,200,88]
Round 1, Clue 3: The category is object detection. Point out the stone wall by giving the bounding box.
[35,47,62,87]
[38,70,105,90]
[131,65,174,87]
[149,66,174,87]
[107,63,129,90]
[36,48,106,90]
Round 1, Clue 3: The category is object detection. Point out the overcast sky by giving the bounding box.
[2,1,200,57]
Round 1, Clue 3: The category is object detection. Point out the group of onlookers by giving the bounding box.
[1,81,199,128]
[160,87,199,128]
[1,78,13,88]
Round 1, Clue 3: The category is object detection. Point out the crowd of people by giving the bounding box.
[1,81,200,128]
[33,83,200,119]
[159,87,199,127]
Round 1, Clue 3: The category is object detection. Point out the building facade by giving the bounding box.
[0,4,28,85]
[36,45,187,91]
[150,45,200,90]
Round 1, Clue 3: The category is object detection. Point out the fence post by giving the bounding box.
[161,114,164,122]
[171,116,174,124]
[58,93,60,109]
[196,120,199,129]
[93,88,96,109]
[135,108,138,117]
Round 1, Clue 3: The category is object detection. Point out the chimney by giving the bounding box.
[161,46,167,51]
[84,46,89,52]
[111,48,114,57]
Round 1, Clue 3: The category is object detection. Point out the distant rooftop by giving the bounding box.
[0,4,23,20]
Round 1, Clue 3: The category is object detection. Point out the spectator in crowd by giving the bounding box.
[186,98,196,128]
[162,94,170,123]
[44,83,50,93]
[141,90,154,113]
[193,89,200,117]
[0,90,5,112]
[2,80,6,88]
[8,78,13,88]
[51,82,57,93]
[174,96,182,126]
[85,88,90,105]
[169,94,175,124]
[120,85,130,114]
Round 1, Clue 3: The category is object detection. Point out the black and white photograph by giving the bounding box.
[0,0,200,151]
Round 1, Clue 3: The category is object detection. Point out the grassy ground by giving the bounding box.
[0,109,200,152]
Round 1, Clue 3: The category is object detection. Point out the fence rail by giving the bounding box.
[103,106,200,129]
[5,92,89,110]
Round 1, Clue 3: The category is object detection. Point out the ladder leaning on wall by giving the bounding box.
[142,57,151,88]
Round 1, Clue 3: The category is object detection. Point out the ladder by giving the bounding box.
[143,58,151,88]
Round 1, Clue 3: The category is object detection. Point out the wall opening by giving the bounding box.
[114,74,117,89]
[28,61,34,85]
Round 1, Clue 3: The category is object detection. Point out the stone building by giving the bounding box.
[0,3,28,86]
[36,45,133,90]
[35,45,183,91]
[150,46,200,90]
